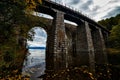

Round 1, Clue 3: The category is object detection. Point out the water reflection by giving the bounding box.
[22,49,45,78]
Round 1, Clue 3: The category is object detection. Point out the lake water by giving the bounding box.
[23,49,45,66]
[22,49,45,78]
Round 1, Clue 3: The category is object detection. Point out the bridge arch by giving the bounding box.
[22,26,48,77]
[21,1,109,76]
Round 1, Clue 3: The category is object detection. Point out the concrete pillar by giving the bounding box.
[91,28,108,65]
[46,11,67,72]
[76,21,95,73]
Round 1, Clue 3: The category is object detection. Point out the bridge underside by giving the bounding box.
[34,0,109,76]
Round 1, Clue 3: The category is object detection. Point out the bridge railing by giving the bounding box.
[47,0,95,21]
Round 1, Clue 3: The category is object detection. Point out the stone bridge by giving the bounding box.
[33,0,109,75]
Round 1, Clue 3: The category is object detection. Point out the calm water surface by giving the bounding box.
[22,49,45,79]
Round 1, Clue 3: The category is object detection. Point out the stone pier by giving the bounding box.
[46,11,67,72]
[75,21,95,73]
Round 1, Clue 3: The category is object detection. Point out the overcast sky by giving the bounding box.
[27,27,47,47]
[60,0,120,21]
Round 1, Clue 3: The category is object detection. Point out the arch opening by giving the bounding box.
[22,27,47,78]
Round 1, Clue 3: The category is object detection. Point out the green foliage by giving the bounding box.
[98,14,120,30]
[0,0,28,77]
[0,0,26,45]
[109,25,120,48]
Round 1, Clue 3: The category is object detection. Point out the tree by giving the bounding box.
[0,0,43,77]
[109,24,120,48]
[98,14,120,31]
[0,0,26,44]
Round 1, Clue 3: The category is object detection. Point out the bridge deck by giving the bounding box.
[36,0,109,32]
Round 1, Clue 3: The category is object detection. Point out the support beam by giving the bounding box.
[75,21,95,73]
[46,11,67,72]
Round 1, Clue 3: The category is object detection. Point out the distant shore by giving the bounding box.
[28,47,46,49]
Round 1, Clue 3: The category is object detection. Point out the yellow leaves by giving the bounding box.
[25,1,34,12]
[25,0,42,10]
[38,0,42,4]
[25,0,42,14]
[12,70,18,74]
[25,0,37,11]
[25,0,30,3]
[44,67,96,80]
[0,75,30,80]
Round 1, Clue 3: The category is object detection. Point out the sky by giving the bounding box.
[27,27,47,47]
[59,0,120,21]
[28,0,120,47]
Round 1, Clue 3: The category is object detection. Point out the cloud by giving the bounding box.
[59,0,120,21]
[66,0,81,5]
[33,36,46,42]
[79,0,93,11]
[93,0,120,21]
[27,40,46,47]
[34,27,47,37]
[108,0,119,3]
[27,27,47,47]
[102,6,120,19]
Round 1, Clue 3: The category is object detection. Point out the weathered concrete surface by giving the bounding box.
[74,21,95,73]
[46,11,67,72]
[91,28,108,64]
